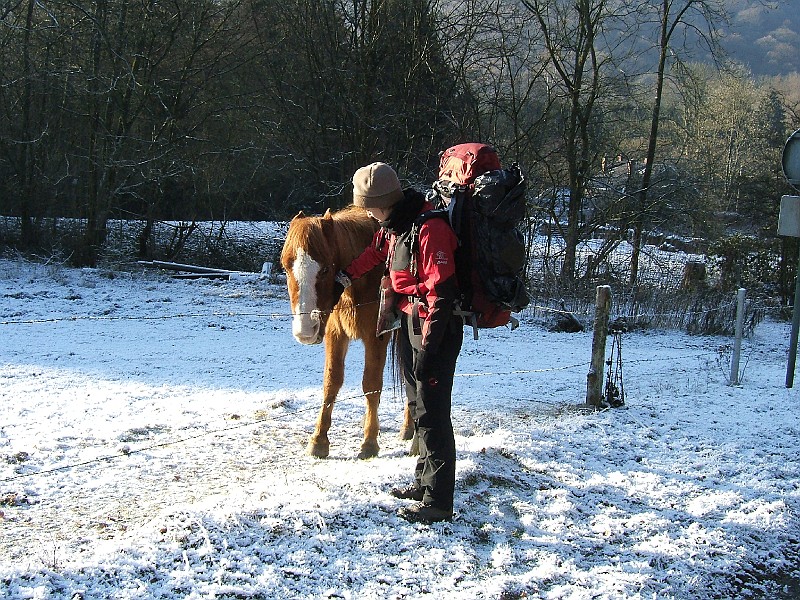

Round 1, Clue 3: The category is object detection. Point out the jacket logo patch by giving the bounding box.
[435,250,449,265]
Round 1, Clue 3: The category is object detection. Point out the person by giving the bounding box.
[336,162,463,524]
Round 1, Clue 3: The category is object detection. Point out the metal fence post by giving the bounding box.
[729,288,745,385]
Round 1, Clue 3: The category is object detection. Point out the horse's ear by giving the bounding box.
[323,209,333,220]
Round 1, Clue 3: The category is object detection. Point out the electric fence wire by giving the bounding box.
[0,295,760,327]
[0,343,719,486]
[0,293,742,484]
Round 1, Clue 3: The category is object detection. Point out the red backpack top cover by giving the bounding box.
[438,143,501,186]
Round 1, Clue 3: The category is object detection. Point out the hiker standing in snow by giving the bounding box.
[334,162,463,524]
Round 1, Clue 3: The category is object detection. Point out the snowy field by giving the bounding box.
[0,257,799,599]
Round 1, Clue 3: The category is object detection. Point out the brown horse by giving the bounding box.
[280,206,413,459]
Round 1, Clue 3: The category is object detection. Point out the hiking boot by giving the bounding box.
[397,503,453,524]
[390,485,424,502]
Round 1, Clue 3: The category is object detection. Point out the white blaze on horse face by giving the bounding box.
[291,248,323,344]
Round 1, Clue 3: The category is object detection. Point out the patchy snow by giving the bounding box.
[0,257,798,599]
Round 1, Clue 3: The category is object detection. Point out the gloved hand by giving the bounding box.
[413,349,435,381]
[332,271,352,306]
[335,271,352,288]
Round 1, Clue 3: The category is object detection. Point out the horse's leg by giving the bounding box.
[307,332,348,458]
[399,401,414,441]
[358,335,387,459]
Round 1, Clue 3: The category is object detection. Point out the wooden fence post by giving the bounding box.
[586,285,612,407]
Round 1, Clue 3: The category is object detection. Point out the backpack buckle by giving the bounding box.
[453,305,479,340]
[433,179,469,201]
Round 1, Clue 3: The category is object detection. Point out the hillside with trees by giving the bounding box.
[724,0,799,76]
[0,0,798,302]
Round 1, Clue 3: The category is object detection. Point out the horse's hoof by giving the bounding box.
[306,438,330,458]
[399,426,414,441]
[357,442,379,460]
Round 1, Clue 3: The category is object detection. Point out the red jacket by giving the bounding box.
[346,201,459,351]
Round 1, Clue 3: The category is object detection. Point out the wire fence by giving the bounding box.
[1,269,786,574]
[4,213,786,336]
[0,288,781,333]
[0,288,770,487]
[0,220,794,578]
[0,242,786,506]
[1,346,726,488]
[523,224,789,336]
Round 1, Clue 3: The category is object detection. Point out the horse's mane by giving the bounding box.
[282,205,376,267]
[330,206,378,262]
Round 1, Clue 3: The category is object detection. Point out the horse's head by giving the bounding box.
[280,209,343,345]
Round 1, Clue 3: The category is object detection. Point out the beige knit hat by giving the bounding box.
[352,162,404,209]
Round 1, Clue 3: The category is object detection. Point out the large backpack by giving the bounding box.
[415,143,530,337]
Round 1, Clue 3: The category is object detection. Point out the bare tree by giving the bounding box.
[0,1,65,246]
[245,0,460,210]
[520,0,634,281]
[627,0,727,285]
[433,0,550,164]
[0,0,260,262]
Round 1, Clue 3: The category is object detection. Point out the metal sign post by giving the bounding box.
[788,258,800,388]
[779,129,800,387]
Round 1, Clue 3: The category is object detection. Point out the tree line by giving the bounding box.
[1,0,798,290]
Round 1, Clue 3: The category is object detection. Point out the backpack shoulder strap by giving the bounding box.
[412,207,481,337]
[409,209,449,277]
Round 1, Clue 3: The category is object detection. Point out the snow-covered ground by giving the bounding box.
[0,258,798,599]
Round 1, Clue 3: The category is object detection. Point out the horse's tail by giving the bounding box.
[391,325,418,449]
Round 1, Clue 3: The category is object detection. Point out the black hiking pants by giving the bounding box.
[399,311,463,511]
